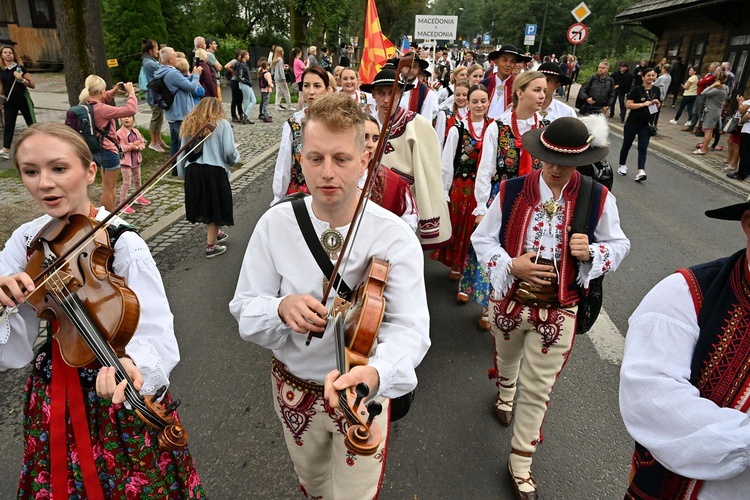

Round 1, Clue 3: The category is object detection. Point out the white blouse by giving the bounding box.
[0,209,179,395]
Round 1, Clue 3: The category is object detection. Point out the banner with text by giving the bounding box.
[414,15,458,41]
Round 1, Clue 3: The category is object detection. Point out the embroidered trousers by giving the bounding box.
[490,297,577,456]
[271,370,390,499]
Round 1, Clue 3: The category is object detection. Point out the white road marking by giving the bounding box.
[587,308,625,364]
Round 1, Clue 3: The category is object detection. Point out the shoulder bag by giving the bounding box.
[571,174,604,334]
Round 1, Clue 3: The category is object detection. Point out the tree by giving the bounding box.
[102,0,168,83]
[53,0,112,105]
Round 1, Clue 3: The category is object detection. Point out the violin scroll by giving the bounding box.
[341,383,383,456]
[139,396,189,451]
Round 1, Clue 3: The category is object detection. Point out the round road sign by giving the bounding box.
[567,23,588,45]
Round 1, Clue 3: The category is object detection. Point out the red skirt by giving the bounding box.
[430,177,477,272]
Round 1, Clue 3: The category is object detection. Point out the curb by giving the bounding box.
[139,143,280,243]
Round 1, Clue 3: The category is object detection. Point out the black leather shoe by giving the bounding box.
[508,461,538,500]
[727,172,746,181]
[494,395,514,427]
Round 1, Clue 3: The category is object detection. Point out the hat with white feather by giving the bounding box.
[521,113,610,167]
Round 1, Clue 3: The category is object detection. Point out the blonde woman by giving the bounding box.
[79,74,138,211]
[178,97,240,258]
[273,46,292,110]
[0,45,35,159]
[339,67,375,114]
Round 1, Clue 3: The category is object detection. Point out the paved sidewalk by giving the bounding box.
[0,73,290,244]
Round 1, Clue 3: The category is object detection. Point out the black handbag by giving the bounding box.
[576,159,613,191]
[571,175,604,334]
[290,196,414,422]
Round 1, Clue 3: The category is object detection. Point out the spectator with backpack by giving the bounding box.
[78,75,137,211]
[152,46,202,169]
[258,59,273,122]
[0,44,35,160]
[140,38,168,153]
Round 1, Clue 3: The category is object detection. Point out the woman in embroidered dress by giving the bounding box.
[0,123,204,499]
[467,63,485,86]
[437,65,468,106]
[338,67,375,114]
[431,84,493,289]
[467,71,546,330]
[271,66,331,204]
[435,80,470,149]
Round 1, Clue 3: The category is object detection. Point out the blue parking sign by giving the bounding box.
[525,24,537,36]
[482,33,491,44]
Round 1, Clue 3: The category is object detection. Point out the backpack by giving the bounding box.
[64,103,110,154]
[258,70,268,89]
[147,76,175,109]
[138,66,148,91]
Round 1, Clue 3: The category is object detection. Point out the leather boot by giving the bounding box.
[508,449,538,500]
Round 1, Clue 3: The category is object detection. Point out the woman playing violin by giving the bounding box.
[230,93,430,499]
[0,123,204,498]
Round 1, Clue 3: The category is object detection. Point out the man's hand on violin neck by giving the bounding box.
[278,294,328,334]
[324,366,380,409]
[0,272,35,307]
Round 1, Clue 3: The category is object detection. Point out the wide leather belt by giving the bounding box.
[272,357,324,396]
[513,257,561,309]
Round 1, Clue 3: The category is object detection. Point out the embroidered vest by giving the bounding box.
[370,166,409,217]
[626,250,750,500]
[494,119,542,183]
[483,74,515,111]
[497,169,605,306]
[286,116,308,195]
[409,83,429,114]
[452,121,482,181]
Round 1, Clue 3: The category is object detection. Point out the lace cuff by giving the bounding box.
[487,253,515,298]
[577,243,613,288]
[126,338,169,395]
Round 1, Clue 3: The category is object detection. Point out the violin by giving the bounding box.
[0,122,216,450]
[306,54,415,455]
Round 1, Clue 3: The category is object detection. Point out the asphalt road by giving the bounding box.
[0,134,744,499]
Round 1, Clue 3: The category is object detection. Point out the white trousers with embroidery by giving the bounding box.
[271,370,391,499]
[490,297,578,456]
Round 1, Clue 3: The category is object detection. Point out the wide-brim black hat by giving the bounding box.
[522,116,609,167]
[537,61,572,86]
[705,195,750,220]
[488,45,532,63]
[360,68,415,93]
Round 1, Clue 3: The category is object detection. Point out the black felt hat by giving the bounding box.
[705,195,750,220]
[488,44,532,63]
[360,68,415,93]
[521,116,609,167]
[537,61,572,86]
[387,56,428,71]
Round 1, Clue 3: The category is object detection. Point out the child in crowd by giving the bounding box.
[176,56,205,104]
[116,115,150,214]
[258,59,274,122]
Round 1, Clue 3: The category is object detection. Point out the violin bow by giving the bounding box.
[305,53,415,346]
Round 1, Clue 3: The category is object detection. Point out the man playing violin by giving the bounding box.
[230,93,430,499]
[0,123,203,497]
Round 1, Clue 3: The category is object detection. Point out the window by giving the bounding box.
[0,0,17,23]
[726,31,750,95]
[666,38,681,58]
[687,35,708,72]
[29,0,55,28]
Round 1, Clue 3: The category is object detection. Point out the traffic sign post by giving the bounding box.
[567,23,588,45]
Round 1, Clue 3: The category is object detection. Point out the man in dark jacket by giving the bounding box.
[611,63,633,122]
[668,56,686,107]
[579,60,615,115]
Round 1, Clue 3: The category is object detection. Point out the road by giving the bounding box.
[0,134,744,499]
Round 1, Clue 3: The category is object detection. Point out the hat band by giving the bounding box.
[540,131,591,154]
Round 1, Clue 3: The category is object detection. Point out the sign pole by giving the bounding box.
[537,0,548,55]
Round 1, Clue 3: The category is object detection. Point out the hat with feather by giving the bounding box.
[521,114,610,167]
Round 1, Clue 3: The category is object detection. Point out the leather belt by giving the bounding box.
[272,357,324,396]
[513,257,561,309]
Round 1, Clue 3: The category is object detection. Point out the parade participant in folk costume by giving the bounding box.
[0,123,204,498]
[339,66,376,114]
[441,63,485,113]
[620,197,750,500]
[271,66,332,204]
[536,62,576,124]
[230,93,430,499]
[398,57,439,121]
[359,114,418,231]
[437,65,468,106]
[431,84,493,299]
[472,115,630,499]
[482,45,532,120]
[434,79,470,148]
[362,67,452,248]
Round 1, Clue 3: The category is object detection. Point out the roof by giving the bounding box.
[615,0,734,23]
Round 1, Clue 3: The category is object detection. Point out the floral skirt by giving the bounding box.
[430,177,477,272]
[17,354,204,499]
[457,181,500,307]
[285,179,309,197]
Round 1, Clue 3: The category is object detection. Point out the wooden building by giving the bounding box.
[0,0,61,69]
[615,0,749,95]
